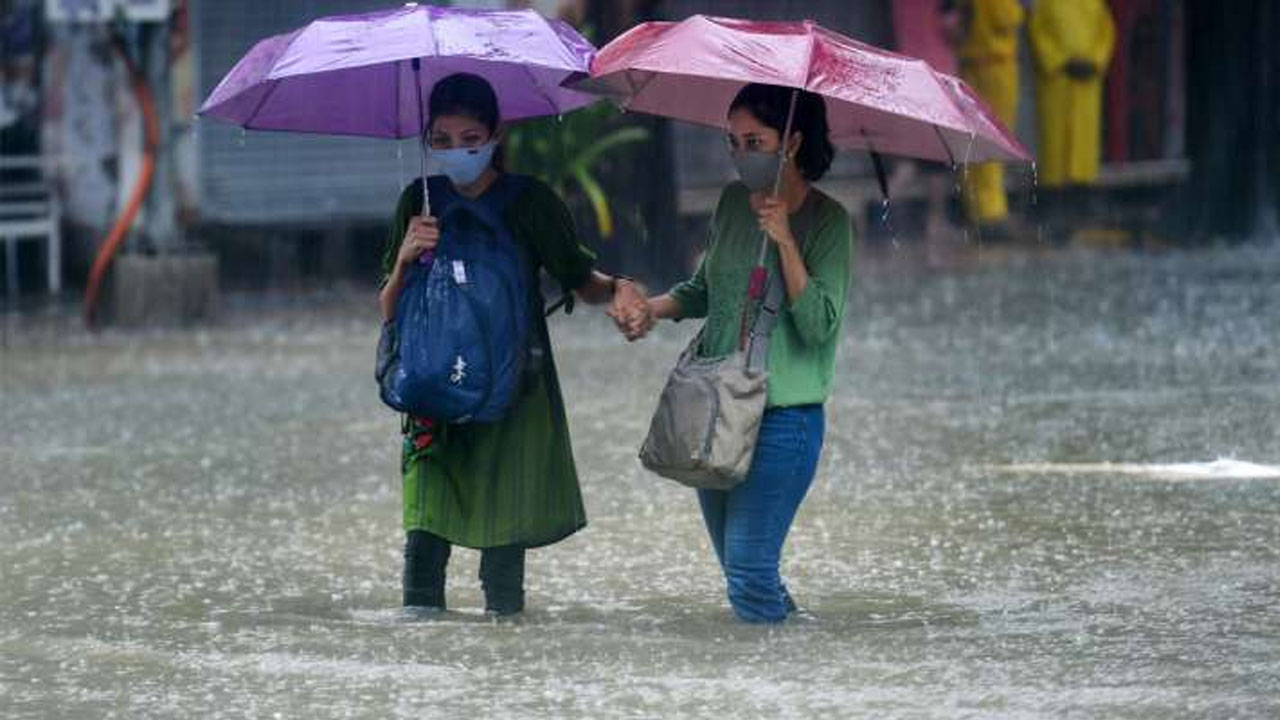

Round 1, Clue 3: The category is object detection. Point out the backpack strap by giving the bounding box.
[433,173,528,235]
[492,175,575,318]
[431,173,571,321]
[490,173,529,212]
[425,174,456,217]
[423,172,525,217]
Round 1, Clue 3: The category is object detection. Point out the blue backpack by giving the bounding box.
[377,174,536,423]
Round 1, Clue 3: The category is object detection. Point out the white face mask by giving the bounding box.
[427,142,497,186]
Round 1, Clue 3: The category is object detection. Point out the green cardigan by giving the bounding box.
[670,182,853,407]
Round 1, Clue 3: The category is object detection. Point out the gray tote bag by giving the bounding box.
[637,273,782,489]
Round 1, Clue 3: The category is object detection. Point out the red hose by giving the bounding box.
[84,40,159,328]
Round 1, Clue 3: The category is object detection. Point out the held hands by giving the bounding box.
[606,279,655,342]
[751,193,797,250]
[396,215,439,269]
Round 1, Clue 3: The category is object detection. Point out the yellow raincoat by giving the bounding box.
[1030,0,1116,187]
[958,0,1025,223]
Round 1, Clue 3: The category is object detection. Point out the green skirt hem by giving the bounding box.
[400,519,586,550]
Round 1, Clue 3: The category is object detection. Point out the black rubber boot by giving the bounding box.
[403,530,450,609]
[479,545,526,616]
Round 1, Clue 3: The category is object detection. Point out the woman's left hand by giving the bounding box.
[753,194,797,249]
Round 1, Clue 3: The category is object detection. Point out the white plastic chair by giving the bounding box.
[0,155,62,298]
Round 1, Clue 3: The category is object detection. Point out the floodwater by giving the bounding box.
[2,247,1279,718]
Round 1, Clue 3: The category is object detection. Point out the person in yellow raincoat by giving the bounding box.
[1029,0,1116,188]
[957,0,1025,227]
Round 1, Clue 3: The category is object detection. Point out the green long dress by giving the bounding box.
[381,174,594,549]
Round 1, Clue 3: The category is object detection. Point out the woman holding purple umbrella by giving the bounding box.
[627,83,853,623]
[379,73,649,617]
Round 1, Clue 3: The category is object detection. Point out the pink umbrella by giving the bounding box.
[576,14,1030,164]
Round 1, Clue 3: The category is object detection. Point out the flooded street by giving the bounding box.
[3,247,1279,718]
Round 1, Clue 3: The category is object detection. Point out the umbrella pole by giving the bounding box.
[755,88,800,268]
[741,88,799,351]
[413,58,431,214]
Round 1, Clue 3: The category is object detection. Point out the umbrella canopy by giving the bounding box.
[576,15,1030,164]
[199,4,598,138]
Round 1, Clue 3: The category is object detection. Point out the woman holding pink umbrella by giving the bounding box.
[581,13,1027,624]
[635,84,852,623]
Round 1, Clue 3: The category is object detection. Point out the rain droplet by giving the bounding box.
[396,141,406,190]
[880,197,899,248]
[1029,161,1039,210]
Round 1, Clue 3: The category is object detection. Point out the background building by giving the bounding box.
[1,0,1274,305]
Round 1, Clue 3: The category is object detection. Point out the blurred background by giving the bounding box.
[1,0,1276,319]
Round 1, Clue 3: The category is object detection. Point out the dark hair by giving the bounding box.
[426,72,504,170]
[729,84,834,182]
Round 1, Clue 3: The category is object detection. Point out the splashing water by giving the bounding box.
[987,459,1280,481]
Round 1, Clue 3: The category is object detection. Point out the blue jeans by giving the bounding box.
[698,405,825,623]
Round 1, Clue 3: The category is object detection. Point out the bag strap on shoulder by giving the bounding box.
[744,192,819,372]
[425,173,527,218]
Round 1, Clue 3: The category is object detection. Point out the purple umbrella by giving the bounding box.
[198,4,599,204]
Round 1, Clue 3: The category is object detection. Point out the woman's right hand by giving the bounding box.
[396,215,440,268]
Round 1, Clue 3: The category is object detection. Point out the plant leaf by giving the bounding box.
[572,165,613,238]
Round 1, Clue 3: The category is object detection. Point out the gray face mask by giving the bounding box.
[731,149,784,192]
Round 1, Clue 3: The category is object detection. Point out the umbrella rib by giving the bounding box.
[520,62,561,120]
[620,70,661,112]
[427,5,439,57]
[244,79,283,130]
[801,21,818,91]
[933,124,958,167]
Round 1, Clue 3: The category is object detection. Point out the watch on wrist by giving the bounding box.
[609,274,635,297]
